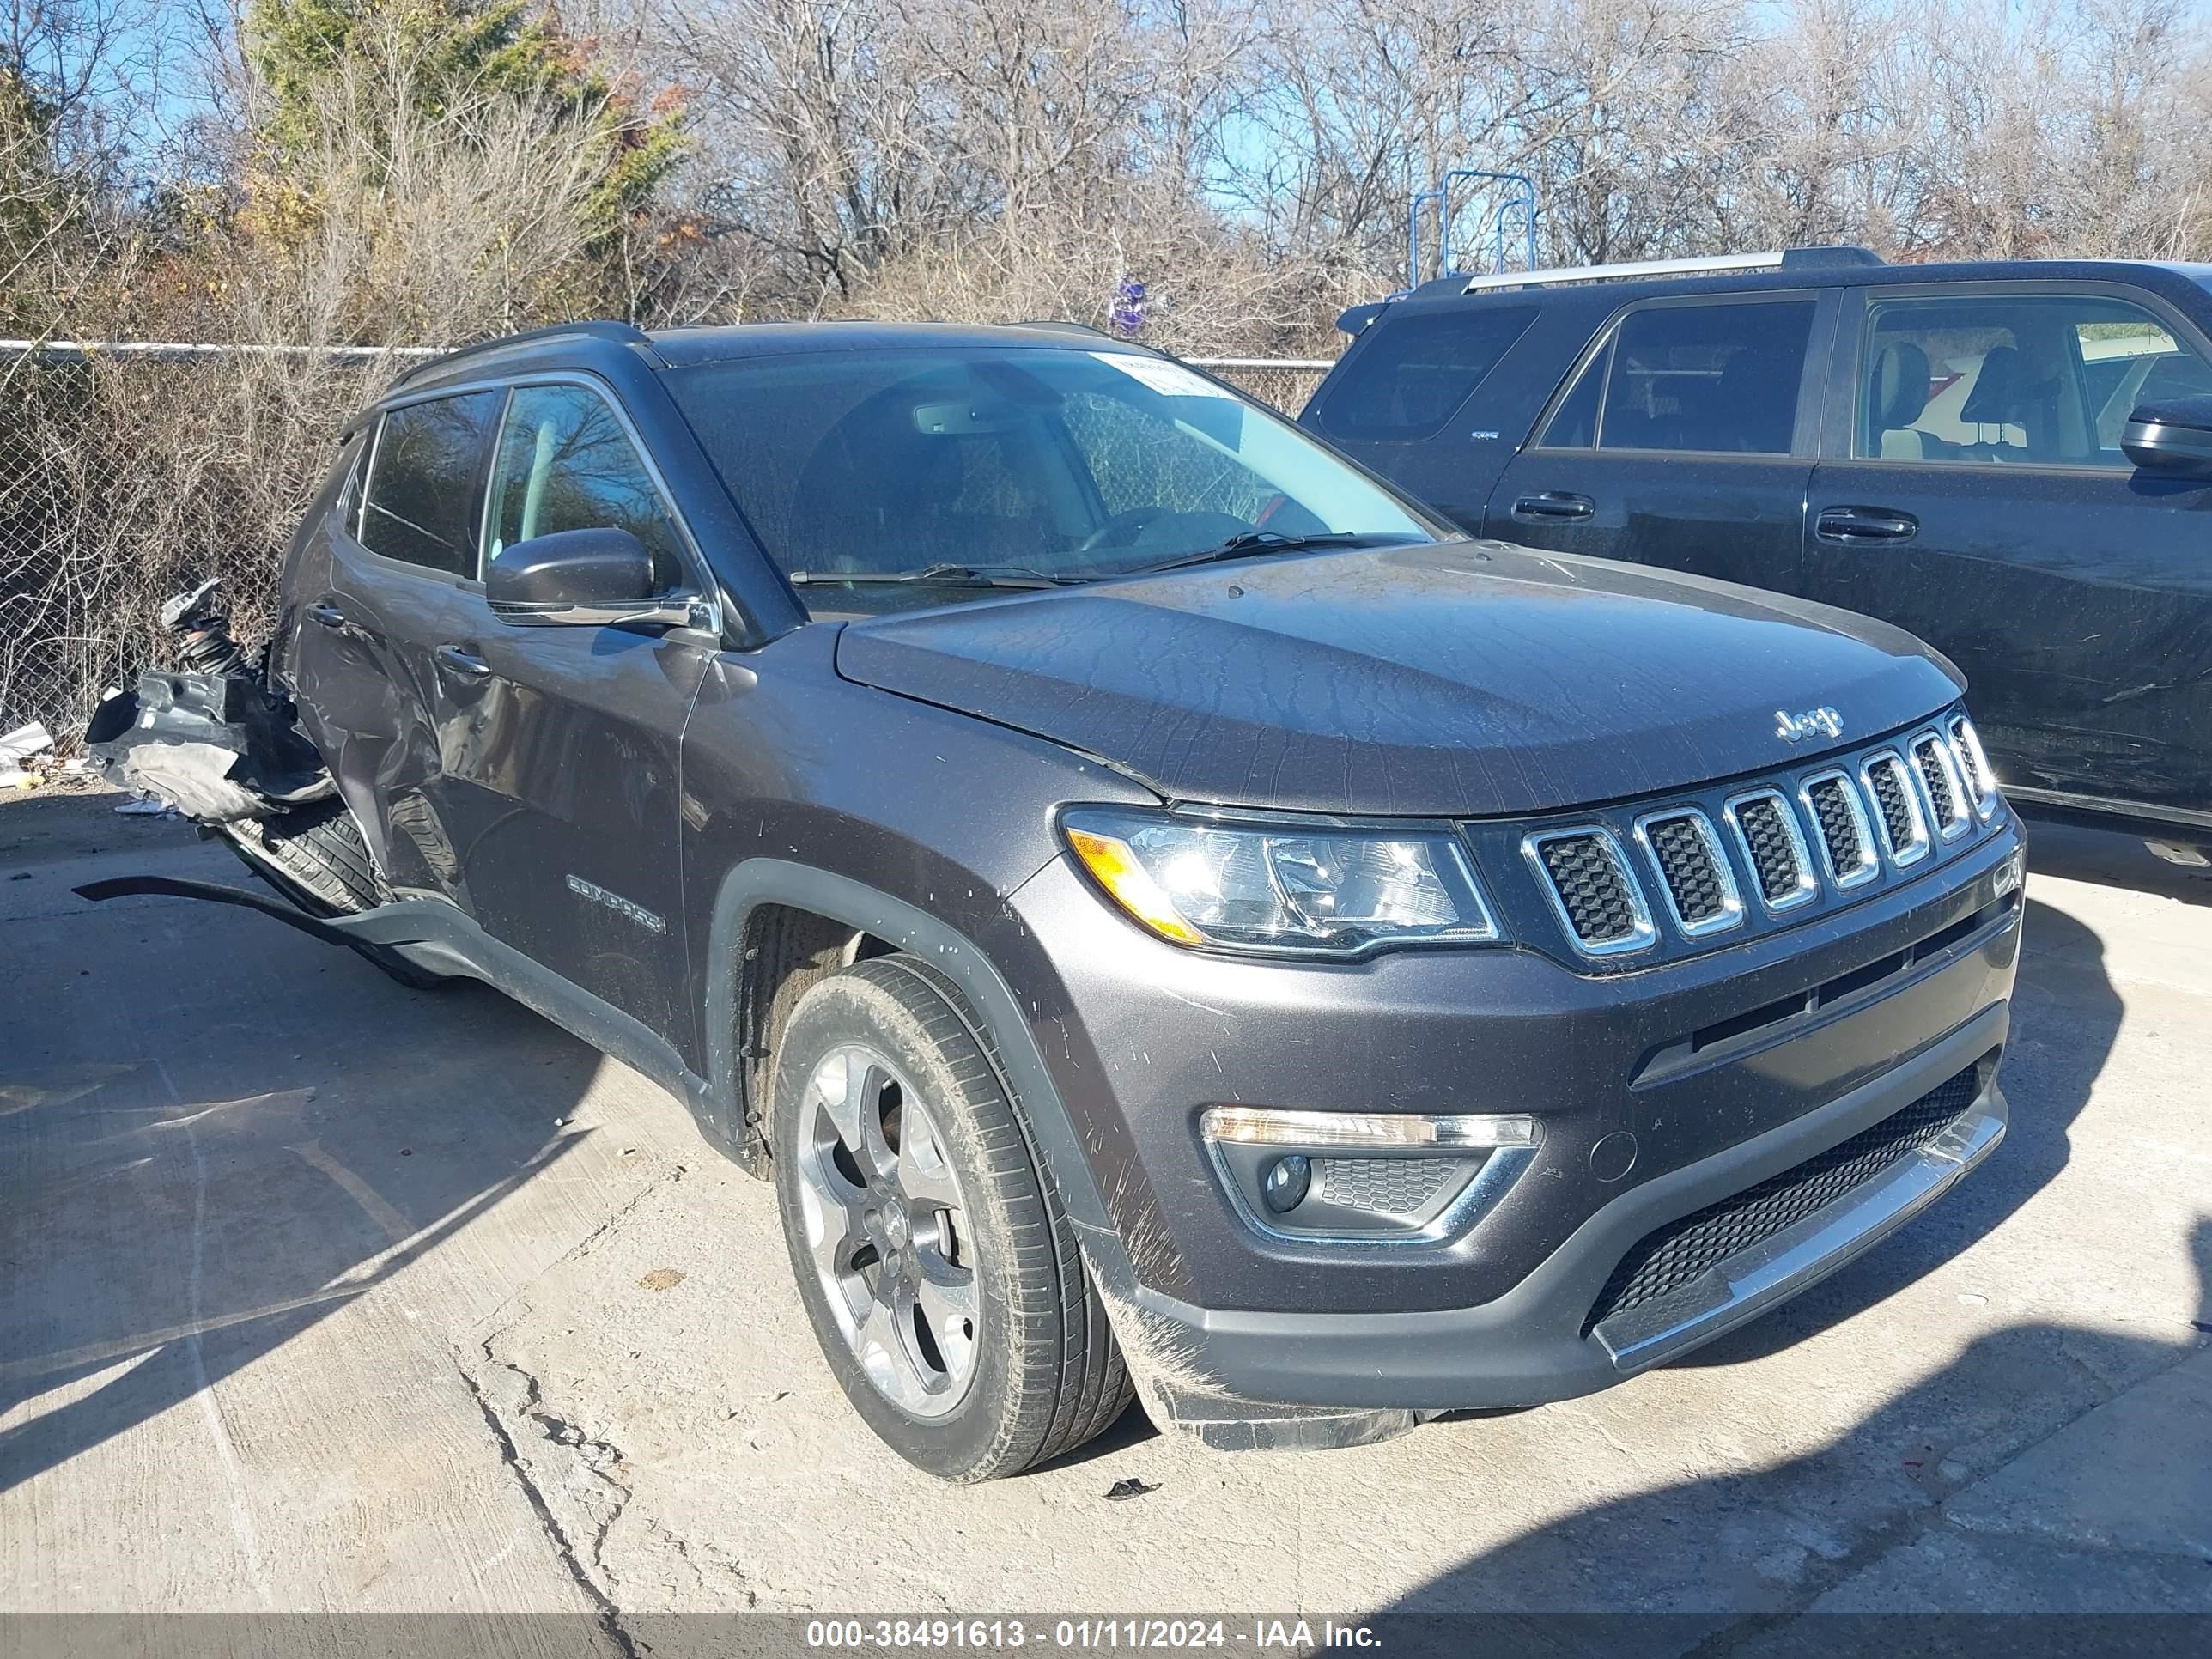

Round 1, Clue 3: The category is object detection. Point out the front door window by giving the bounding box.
[486,384,690,586]
[1857,293,2212,468]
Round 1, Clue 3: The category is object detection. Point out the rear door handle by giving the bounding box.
[1815,506,1918,544]
[307,602,347,629]
[434,643,492,680]
[1512,491,1595,523]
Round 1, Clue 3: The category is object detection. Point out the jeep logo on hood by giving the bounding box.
[1776,706,1845,744]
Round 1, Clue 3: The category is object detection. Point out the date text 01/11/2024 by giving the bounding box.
[801,1619,1384,1650]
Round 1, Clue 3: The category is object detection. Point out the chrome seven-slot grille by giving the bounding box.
[1532,833,1650,951]
[1524,714,2000,961]
[1731,793,1808,907]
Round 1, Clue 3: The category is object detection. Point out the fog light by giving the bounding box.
[1261,1154,1311,1214]
[1994,848,2023,899]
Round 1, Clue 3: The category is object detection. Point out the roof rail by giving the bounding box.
[1455,246,1882,294]
[393,319,656,385]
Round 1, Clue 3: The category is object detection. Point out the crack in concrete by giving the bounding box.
[456,1356,637,1659]
[468,1162,689,1351]
[442,1160,693,1654]
[501,1355,638,1590]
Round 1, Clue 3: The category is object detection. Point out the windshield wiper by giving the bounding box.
[1122,531,1411,576]
[786,562,1090,590]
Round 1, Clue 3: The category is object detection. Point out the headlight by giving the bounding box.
[1060,807,1502,956]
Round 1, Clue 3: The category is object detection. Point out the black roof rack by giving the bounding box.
[392,319,656,386]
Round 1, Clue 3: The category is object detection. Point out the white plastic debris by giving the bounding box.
[113,797,174,817]
[0,721,52,763]
[0,720,54,787]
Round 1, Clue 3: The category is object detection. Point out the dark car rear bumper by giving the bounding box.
[1107,1002,2005,1417]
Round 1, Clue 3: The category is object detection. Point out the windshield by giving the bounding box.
[665,347,1436,593]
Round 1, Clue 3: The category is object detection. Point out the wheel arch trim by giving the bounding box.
[702,859,1139,1291]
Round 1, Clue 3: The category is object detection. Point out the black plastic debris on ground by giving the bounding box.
[1103,1477,1161,1502]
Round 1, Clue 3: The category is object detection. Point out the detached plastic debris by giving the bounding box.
[83,579,336,823]
[0,720,55,788]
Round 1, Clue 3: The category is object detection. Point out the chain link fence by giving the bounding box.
[0,343,1334,750]
[1188,358,1334,414]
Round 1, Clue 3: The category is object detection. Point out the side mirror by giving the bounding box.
[486,527,690,628]
[2121,394,2212,478]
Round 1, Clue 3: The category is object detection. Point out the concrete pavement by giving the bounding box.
[2,791,2206,1629]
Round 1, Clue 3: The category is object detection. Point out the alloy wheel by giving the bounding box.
[793,1043,981,1418]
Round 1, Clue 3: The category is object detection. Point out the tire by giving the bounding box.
[770,954,1132,1480]
[221,801,453,990]
[229,799,386,914]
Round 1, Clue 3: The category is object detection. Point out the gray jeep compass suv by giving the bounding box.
[86,320,2023,1481]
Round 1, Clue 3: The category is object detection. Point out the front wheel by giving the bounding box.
[770,955,1131,1480]
[220,801,453,990]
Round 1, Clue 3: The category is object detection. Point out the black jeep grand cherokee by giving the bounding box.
[1304,246,2212,853]
[94,321,2022,1480]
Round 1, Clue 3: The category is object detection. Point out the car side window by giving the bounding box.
[356,392,503,575]
[1598,301,1813,453]
[1309,306,1537,441]
[1537,342,1607,447]
[1857,291,2212,468]
[486,384,689,587]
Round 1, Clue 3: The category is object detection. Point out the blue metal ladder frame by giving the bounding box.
[1406,171,1538,293]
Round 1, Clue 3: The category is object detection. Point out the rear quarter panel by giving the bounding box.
[1302,297,1606,532]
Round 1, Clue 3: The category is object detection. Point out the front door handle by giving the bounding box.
[1815,506,1918,544]
[307,602,347,629]
[434,643,492,680]
[1513,491,1595,523]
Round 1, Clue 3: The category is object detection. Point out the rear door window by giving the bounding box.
[1594,301,1814,454]
[1858,291,2212,466]
[357,391,503,575]
[486,384,690,586]
[1311,307,1536,440]
[1538,347,1606,447]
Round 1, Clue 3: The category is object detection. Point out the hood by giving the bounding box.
[834,541,1963,817]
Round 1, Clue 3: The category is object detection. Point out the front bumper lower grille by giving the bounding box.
[1585,1065,1982,1336]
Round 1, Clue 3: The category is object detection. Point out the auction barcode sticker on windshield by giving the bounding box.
[1089,352,1236,398]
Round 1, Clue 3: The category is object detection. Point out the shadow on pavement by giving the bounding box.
[1375,1220,2211,1626]
[1670,890,2116,1373]
[0,799,608,1493]
[2019,814,2212,908]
